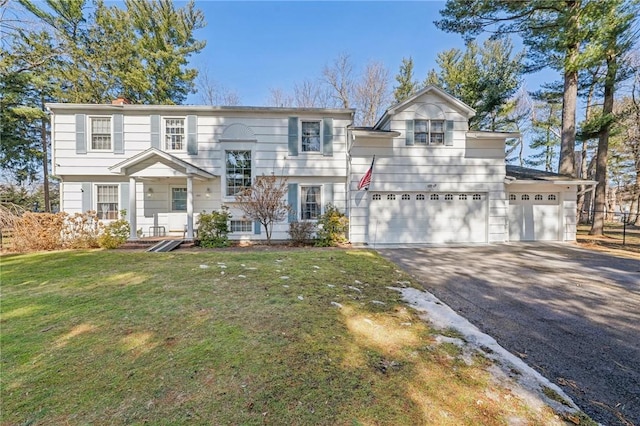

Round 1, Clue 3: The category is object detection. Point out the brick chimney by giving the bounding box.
[112,96,131,105]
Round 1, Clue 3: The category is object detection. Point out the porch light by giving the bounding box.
[146,188,153,198]
[205,188,211,197]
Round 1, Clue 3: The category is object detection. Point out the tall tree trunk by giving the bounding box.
[576,75,597,223]
[559,61,578,177]
[559,1,580,177]
[40,97,50,212]
[590,54,616,235]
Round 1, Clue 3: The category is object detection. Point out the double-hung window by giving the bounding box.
[415,119,445,145]
[301,121,321,152]
[301,186,321,220]
[165,118,185,151]
[226,150,252,196]
[90,117,112,150]
[171,187,187,211]
[96,185,118,220]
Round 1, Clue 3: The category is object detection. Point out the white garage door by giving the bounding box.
[508,193,560,241]
[368,192,487,244]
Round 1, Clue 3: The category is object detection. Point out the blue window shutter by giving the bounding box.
[254,220,261,235]
[150,115,160,149]
[81,183,92,213]
[444,120,454,146]
[113,113,124,154]
[288,183,298,222]
[405,120,414,146]
[288,117,298,156]
[76,114,86,154]
[324,183,333,208]
[187,115,198,154]
[322,118,333,156]
[120,183,129,220]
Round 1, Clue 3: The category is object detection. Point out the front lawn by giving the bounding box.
[2,249,563,425]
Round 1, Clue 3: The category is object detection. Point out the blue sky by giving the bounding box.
[187,1,557,106]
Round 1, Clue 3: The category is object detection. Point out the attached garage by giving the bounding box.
[368,192,487,244]
[508,192,560,241]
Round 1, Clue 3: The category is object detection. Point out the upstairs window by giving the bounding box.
[444,194,454,201]
[90,117,111,150]
[416,194,425,200]
[226,151,252,196]
[401,194,411,200]
[415,120,445,145]
[372,194,382,201]
[301,121,321,152]
[430,194,439,201]
[165,118,185,151]
[535,194,543,201]
[301,186,321,220]
[96,185,118,220]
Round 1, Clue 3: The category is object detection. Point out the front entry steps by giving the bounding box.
[147,240,183,252]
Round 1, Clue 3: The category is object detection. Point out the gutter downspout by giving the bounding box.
[346,125,353,242]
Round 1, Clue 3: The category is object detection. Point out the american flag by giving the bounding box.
[357,156,375,190]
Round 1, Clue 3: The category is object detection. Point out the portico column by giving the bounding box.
[129,177,137,240]
[186,174,194,239]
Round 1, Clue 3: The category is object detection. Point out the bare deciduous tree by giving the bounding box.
[293,79,331,108]
[322,52,354,108]
[197,65,240,106]
[267,87,294,107]
[354,61,390,127]
[235,174,290,244]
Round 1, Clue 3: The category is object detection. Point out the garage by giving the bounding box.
[508,192,560,241]
[368,192,487,244]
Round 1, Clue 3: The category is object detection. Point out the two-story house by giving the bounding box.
[47,86,591,245]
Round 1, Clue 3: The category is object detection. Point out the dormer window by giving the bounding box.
[415,119,445,145]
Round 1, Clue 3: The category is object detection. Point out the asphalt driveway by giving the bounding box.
[379,244,640,426]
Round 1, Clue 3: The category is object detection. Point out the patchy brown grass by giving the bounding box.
[576,224,640,258]
[2,249,574,425]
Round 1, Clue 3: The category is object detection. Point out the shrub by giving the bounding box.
[98,210,130,249]
[197,207,231,248]
[12,212,66,252]
[62,211,103,249]
[288,221,316,245]
[315,204,348,247]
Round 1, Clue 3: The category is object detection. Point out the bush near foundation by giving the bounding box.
[197,207,231,248]
[62,211,103,249]
[97,211,130,249]
[315,204,348,247]
[12,212,66,252]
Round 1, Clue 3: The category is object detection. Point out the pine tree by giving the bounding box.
[393,57,417,103]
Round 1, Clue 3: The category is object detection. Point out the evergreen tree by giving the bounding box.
[436,0,595,176]
[526,91,562,172]
[393,57,417,103]
[426,38,523,130]
[17,0,206,104]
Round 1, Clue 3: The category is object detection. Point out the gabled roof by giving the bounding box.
[505,165,595,186]
[109,148,216,179]
[374,86,476,130]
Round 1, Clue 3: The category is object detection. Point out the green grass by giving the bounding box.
[2,249,564,425]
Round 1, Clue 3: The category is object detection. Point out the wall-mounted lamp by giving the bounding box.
[146,187,154,198]
[205,188,211,198]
